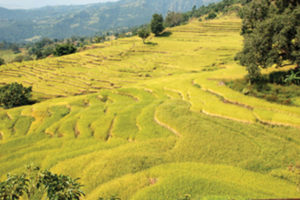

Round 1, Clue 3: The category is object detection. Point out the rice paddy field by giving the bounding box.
[1,13,300,199]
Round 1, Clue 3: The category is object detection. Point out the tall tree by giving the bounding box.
[151,14,164,36]
[238,0,300,83]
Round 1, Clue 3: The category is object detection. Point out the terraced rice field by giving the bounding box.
[0,14,300,199]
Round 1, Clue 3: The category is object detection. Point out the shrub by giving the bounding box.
[53,43,77,57]
[205,12,217,20]
[0,166,85,200]
[13,55,24,63]
[0,57,4,66]
[0,82,32,109]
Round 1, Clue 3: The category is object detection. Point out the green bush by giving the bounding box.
[0,166,85,200]
[205,12,217,20]
[0,82,32,109]
[53,43,77,57]
[0,57,4,66]
[13,55,24,63]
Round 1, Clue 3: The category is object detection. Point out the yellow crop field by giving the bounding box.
[0,13,299,199]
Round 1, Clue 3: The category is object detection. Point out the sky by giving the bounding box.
[0,0,118,9]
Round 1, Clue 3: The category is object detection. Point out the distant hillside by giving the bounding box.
[0,0,220,42]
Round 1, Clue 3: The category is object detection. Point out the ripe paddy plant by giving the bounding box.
[0,9,300,200]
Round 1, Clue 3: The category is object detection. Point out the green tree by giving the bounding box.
[205,12,217,20]
[0,83,32,109]
[238,0,300,83]
[0,58,5,66]
[150,14,164,36]
[138,28,150,43]
[165,12,184,27]
[53,43,77,57]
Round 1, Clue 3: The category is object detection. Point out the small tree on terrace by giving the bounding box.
[138,28,150,43]
[151,14,164,36]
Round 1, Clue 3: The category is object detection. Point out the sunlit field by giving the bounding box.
[0,13,299,199]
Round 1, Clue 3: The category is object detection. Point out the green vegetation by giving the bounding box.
[150,14,165,36]
[238,0,300,82]
[0,166,84,200]
[226,78,300,105]
[0,83,32,109]
[164,12,185,27]
[137,28,150,44]
[1,5,300,200]
[0,58,4,66]
[53,43,77,57]
[205,12,217,20]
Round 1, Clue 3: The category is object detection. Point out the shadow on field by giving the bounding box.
[158,31,172,37]
[145,41,158,46]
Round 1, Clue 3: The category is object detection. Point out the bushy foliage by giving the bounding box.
[238,0,300,83]
[0,166,85,200]
[151,14,165,36]
[0,174,29,200]
[0,58,4,66]
[138,28,150,43]
[0,83,32,109]
[53,43,77,57]
[165,12,185,27]
[205,12,217,20]
[12,55,25,63]
[226,72,300,105]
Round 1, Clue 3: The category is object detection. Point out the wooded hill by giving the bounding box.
[0,0,220,42]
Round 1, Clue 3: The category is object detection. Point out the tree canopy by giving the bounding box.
[0,83,32,109]
[151,14,165,36]
[165,12,184,27]
[238,0,300,82]
[138,28,150,43]
[53,43,77,57]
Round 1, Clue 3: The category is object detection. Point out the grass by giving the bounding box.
[0,49,23,63]
[0,13,300,199]
[226,79,300,106]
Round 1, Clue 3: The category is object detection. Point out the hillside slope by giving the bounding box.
[0,0,220,42]
[0,14,300,199]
